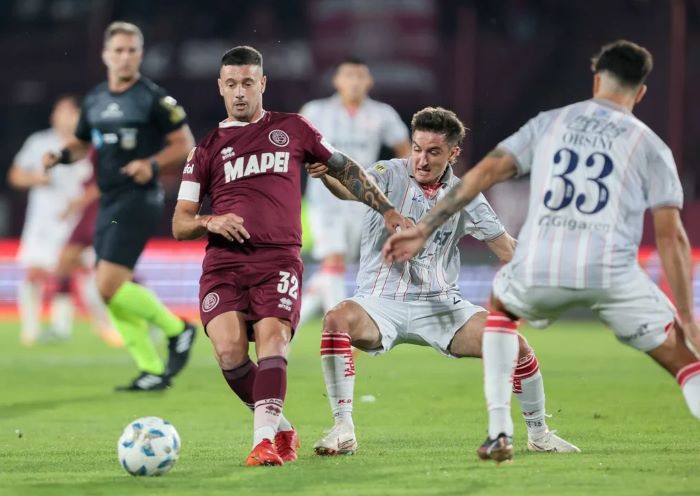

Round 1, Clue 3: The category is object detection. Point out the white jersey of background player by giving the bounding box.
[8,96,92,345]
[384,40,700,463]
[308,107,579,456]
[299,57,410,325]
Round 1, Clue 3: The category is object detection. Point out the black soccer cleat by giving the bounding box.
[164,320,196,378]
[115,372,170,392]
[476,433,514,463]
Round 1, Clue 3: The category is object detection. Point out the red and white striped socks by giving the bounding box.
[320,330,355,425]
[513,350,547,438]
[483,312,519,439]
[676,361,700,420]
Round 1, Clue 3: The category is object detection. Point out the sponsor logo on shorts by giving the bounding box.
[220,147,235,160]
[202,292,220,312]
[278,297,293,311]
[268,130,290,147]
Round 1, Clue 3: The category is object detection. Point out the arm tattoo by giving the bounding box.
[326,152,394,214]
[420,183,464,236]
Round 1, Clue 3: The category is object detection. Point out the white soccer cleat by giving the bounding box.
[527,430,581,453]
[313,423,358,456]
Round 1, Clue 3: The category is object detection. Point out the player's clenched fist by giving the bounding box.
[204,213,250,243]
[382,209,414,234]
[42,151,61,170]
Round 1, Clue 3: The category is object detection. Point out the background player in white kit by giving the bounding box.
[8,96,92,345]
[384,40,700,462]
[300,58,411,325]
[307,107,579,456]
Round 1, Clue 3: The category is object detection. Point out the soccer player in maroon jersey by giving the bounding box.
[172,46,408,466]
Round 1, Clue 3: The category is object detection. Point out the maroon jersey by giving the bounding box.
[178,111,335,270]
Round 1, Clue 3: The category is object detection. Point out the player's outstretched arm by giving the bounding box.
[653,207,700,353]
[305,162,358,201]
[324,152,409,231]
[383,149,518,263]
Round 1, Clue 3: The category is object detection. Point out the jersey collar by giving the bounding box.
[219,110,267,128]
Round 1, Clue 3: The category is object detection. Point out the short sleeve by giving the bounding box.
[13,134,40,171]
[151,88,187,135]
[497,112,551,176]
[75,99,92,142]
[364,161,392,193]
[298,115,336,164]
[379,105,409,147]
[459,193,506,241]
[645,142,683,210]
[177,146,208,203]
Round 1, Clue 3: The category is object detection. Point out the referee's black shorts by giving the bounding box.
[94,186,164,269]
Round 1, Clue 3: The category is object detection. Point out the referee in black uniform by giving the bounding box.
[43,22,196,391]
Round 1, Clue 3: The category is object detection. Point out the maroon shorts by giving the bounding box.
[68,201,98,247]
[199,257,304,333]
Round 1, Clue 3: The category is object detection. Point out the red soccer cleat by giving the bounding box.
[275,429,300,462]
[245,439,284,466]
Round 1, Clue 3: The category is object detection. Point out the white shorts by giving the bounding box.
[17,217,74,270]
[348,295,485,357]
[309,200,366,261]
[493,264,675,352]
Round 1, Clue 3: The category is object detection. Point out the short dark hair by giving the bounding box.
[338,56,368,67]
[104,21,143,46]
[221,46,263,69]
[411,107,467,147]
[591,40,653,88]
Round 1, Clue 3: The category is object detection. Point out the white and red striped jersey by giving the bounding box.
[302,94,409,209]
[356,159,505,301]
[499,98,683,289]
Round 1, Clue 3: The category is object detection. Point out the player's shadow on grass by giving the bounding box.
[0,393,117,420]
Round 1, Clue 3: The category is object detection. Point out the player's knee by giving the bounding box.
[517,333,532,359]
[212,341,248,370]
[323,304,353,333]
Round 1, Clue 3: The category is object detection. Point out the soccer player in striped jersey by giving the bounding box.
[300,58,411,326]
[308,107,579,456]
[384,40,700,463]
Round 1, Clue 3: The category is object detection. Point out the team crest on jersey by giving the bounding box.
[202,292,220,312]
[159,96,187,124]
[220,147,235,160]
[268,130,289,147]
[374,163,386,173]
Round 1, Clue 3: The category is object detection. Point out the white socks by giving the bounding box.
[50,293,74,338]
[513,350,548,438]
[483,312,519,438]
[79,272,112,333]
[320,331,355,423]
[677,362,700,420]
[18,280,41,342]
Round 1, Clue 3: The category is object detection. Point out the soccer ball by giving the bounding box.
[117,416,180,476]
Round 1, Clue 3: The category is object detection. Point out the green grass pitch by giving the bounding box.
[0,318,698,496]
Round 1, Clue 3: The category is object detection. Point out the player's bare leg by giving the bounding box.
[315,300,381,456]
[647,322,700,420]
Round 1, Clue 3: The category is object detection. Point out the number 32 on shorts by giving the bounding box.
[277,271,299,299]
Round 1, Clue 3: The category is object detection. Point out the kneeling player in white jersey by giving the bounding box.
[384,40,700,463]
[8,96,92,345]
[309,107,579,456]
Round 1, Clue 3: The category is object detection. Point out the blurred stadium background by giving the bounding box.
[0,0,699,314]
